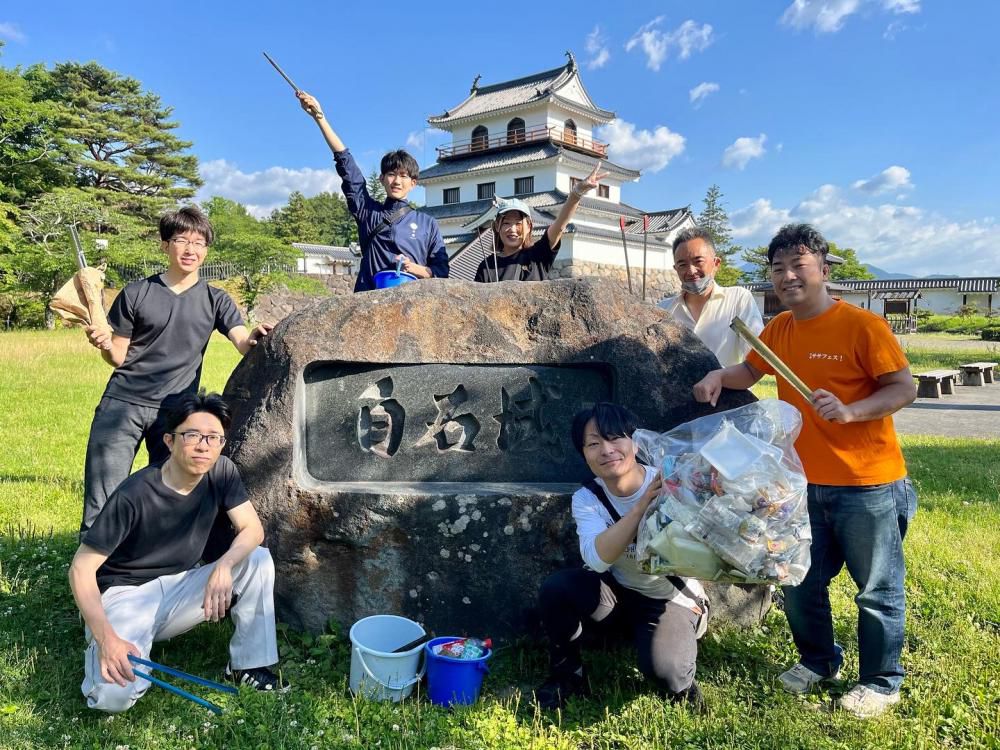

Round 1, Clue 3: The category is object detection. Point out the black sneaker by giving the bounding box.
[225,663,291,693]
[667,680,706,713]
[534,670,588,710]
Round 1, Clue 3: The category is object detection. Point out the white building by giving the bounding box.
[742,276,1000,332]
[418,53,694,299]
[292,242,360,276]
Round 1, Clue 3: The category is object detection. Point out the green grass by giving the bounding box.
[1,330,998,749]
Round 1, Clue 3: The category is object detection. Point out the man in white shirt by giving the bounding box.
[659,227,764,367]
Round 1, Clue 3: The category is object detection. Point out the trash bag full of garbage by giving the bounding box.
[633,399,811,586]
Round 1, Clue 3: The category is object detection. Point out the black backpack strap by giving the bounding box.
[375,204,413,236]
[585,478,706,610]
[583,478,621,525]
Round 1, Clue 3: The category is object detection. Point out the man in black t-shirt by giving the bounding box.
[475,161,608,283]
[81,206,272,534]
[69,393,287,713]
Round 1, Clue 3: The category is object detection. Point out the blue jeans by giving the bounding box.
[783,478,917,694]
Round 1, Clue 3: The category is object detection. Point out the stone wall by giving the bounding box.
[550,260,681,304]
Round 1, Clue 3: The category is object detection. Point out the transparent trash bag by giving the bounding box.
[633,399,812,586]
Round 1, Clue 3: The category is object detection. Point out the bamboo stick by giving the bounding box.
[730,316,813,401]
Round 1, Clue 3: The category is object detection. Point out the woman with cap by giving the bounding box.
[475,161,608,282]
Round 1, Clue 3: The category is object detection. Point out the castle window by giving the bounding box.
[477,182,495,200]
[471,125,488,152]
[507,118,526,144]
[443,187,460,204]
[563,119,577,145]
[598,184,610,198]
[514,176,534,195]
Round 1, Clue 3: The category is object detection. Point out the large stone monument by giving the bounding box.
[223,278,766,638]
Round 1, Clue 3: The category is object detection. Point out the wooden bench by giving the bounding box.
[959,361,998,386]
[914,369,961,398]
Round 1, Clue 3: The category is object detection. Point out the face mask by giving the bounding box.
[681,275,714,295]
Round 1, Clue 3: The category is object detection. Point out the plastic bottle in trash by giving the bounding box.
[437,637,492,659]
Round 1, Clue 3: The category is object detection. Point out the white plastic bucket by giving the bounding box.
[349,615,426,702]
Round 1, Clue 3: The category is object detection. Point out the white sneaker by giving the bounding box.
[779,662,841,695]
[837,684,900,718]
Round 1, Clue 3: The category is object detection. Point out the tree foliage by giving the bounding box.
[366,168,386,203]
[268,190,357,247]
[740,241,875,283]
[27,61,201,220]
[203,197,299,317]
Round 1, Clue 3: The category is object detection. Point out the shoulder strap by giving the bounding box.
[375,204,413,236]
[585,478,705,606]
[583,478,621,524]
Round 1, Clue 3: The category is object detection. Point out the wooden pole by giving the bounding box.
[729,316,813,401]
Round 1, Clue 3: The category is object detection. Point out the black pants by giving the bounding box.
[539,568,699,695]
[81,396,171,534]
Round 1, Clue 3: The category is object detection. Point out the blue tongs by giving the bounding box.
[128,654,238,714]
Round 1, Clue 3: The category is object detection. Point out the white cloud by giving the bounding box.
[0,22,26,42]
[196,159,342,218]
[405,130,426,150]
[722,134,767,170]
[585,26,611,70]
[730,182,1000,276]
[625,17,713,71]
[852,165,913,194]
[689,82,719,107]
[596,119,685,173]
[780,0,920,33]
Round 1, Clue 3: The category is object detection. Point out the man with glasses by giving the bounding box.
[70,392,288,713]
[692,223,917,718]
[81,206,271,535]
[659,227,763,367]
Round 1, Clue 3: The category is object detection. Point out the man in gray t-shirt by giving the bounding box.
[82,206,271,534]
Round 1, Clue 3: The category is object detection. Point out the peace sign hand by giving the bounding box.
[573,160,611,196]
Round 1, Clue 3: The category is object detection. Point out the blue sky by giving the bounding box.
[2,1,998,275]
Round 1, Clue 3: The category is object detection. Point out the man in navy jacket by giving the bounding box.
[297,91,448,291]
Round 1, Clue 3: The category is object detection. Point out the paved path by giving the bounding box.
[894,378,1000,439]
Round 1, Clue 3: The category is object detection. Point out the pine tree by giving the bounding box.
[697,184,741,284]
[366,168,386,203]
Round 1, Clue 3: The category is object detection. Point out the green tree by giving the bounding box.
[696,184,743,285]
[0,56,69,206]
[827,242,874,280]
[740,246,770,282]
[203,197,299,318]
[366,168,386,203]
[0,188,145,327]
[269,190,357,247]
[28,61,201,220]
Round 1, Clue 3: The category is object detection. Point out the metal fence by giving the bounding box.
[110,261,299,284]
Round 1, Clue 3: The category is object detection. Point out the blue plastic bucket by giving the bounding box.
[424,636,491,707]
[374,270,416,289]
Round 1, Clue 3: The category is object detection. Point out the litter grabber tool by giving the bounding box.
[128,654,237,715]
[262,51,301,93]
[730,316,813,401]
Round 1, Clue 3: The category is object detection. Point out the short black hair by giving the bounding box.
[164,391,232,433]
[570,402,640,456]
[767,223,828,265]
[672,226,717,255]
[159,206,214,245]
[380,150,419,180]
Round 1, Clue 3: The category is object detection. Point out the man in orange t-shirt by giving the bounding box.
[692,223,918,719]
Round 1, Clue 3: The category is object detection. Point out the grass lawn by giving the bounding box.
[1,330,997,749]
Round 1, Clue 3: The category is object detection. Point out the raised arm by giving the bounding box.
[69,545,140,686]
[297,91,346,154]
[86,326,130,367]
[546,161,610,247]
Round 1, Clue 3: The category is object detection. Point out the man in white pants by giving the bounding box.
[69,392,287,713]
